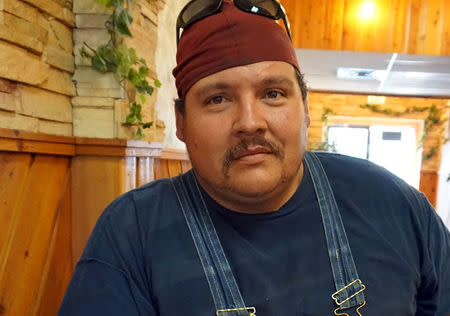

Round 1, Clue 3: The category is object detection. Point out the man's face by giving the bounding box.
[176,61,310,213]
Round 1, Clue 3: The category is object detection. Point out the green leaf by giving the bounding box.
[139,66,149,77]
[79,46,91,58]
[96,45,118,72]
[117,62,130,78]
[138,57,147,66]
[93,0,113,7]
[142,122,153,129]
[146,85,154,95]
[126,113,136,124]
[139,94,146,104]
[128,47,137,63]
[91,55,108,73]
[128,69,141,87]
[114,6,133,36]
[134,103,142,115]
[136,127,144,139]
[154,79,162,88]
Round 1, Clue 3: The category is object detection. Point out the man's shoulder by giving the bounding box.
[97,171,191,227]
[81,172,191,259]
[312,151,425,207]
[313,151,405,186]
[313,152,434,224]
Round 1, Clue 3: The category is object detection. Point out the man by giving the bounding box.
[59,1,450,315]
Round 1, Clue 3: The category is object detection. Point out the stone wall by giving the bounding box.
[72,0,166,142]
[0,0,75,136]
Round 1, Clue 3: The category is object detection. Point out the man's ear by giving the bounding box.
[175,106,185,142]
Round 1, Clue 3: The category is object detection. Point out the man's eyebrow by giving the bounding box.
[260,76,295,88]
[195,82,232,98]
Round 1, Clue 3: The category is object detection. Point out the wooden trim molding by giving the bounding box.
[0,128,166,158]
[0,128,75,156]
[75,137,164,157]
[160,148,190,161]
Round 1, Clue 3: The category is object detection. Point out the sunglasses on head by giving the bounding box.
[176,0,292,45]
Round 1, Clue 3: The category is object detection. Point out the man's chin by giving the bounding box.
[223,175,284,198]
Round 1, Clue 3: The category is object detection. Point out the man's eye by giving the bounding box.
[266,90,281,98]
[207,96,224,105]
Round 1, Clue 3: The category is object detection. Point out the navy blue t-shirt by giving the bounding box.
[58,153,450,315]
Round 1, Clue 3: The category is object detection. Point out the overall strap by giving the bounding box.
[170,172,254,316]
[303,152,366,313]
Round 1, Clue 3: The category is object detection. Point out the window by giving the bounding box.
[327,118,423,188]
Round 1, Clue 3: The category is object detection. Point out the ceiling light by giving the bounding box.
[360,1,375,20]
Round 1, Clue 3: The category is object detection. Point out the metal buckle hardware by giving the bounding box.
[334,300,366,316]
[216,307,256,316]
[331,278,366,306]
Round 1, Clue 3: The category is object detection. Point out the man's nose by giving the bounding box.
[231,96,268,137]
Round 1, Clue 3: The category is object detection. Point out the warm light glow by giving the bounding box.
[360,1,375,20]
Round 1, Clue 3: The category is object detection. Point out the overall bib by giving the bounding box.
[171,151,366,315]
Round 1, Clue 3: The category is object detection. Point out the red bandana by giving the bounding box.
[172,1,299,98]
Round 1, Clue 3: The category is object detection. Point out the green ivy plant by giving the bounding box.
[79,0,161,138]
[310,107,337,152]
[360,103,444,160]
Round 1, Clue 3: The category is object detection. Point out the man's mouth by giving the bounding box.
[234,147,272,160]
[222,136,285,176]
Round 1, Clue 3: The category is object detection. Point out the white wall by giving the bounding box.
[436,113,450,229]
[154,0,189,149]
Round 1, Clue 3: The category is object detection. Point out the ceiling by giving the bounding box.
[295,49,450,98]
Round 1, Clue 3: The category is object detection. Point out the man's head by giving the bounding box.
[172,0,310,213]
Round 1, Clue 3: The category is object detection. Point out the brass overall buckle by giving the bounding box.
[216,307,256,316]
[331,279,366,316]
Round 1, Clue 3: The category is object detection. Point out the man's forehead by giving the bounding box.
[189,61,297,96]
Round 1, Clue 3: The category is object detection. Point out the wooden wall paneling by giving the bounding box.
[71,139,163,265]
[0,155,70,316]
[281,0,449,55]
[406,0,427,54]
[0,129,75,156]
[0,153,31,260]
[31,173,72,316]
[443,0,450,55]
[376,0,394,52]
[342,0,360,51]
[392,0,411,52]
[419,170,439,206]
[311,0,328,49]
[424,0,444,55]
[292,0,310,48]
[153,158,170,180]
[324,0,345,50]
[357,0,377,51]
[71,156,136,265]
[167,160,183,177]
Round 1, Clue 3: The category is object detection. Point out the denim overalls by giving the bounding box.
[171,151,366,315]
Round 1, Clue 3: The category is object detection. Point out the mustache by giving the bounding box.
[222,136,284,173]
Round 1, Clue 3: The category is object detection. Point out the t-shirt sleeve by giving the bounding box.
[58,259,156,316]
[58,194,157,316]
[416,193,450,316]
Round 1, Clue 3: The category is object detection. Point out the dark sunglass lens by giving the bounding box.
[237,0,280,18]
[180,0,221,26]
